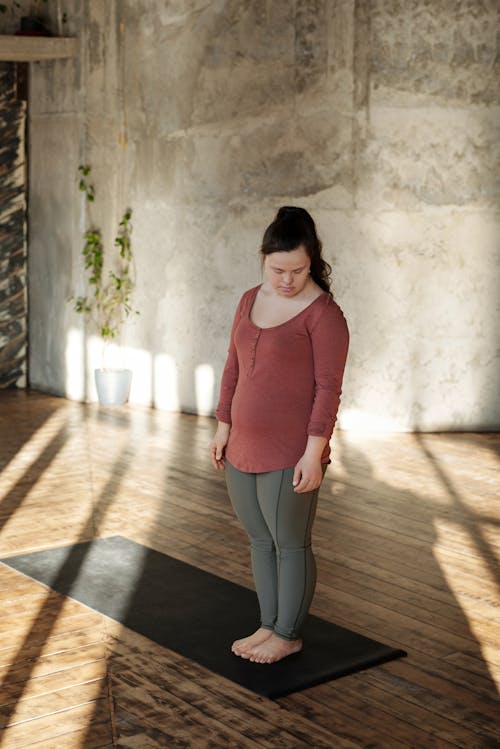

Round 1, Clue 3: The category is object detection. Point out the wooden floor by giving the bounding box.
[0,389,499,748]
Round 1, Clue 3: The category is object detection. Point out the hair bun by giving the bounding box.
[276,206,316,229]
[276,206,302,220]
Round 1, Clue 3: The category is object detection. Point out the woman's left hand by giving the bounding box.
[292,454,324,493]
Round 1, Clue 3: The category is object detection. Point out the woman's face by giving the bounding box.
[263,245,311,298]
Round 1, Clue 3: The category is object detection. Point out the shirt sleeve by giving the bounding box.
[214,292,246,424]
[306,299,350,439]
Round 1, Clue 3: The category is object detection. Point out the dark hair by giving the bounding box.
[260,206,333,295]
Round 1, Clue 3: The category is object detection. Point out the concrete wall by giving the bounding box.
[8,0,500,430]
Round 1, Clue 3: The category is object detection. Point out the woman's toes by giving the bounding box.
[239,650,253,660]
[246,634,302,664]
[231,628,273,657]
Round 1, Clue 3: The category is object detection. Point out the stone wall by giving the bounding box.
[0,62,27,388]
[16,0,500,429]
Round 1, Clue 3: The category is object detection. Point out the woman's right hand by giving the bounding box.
[210,422,231,470]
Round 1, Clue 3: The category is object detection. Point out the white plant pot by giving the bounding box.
[94,368,132,406]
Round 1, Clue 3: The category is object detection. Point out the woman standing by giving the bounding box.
[210,206,349,664]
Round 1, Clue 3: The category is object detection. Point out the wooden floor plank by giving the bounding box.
[0,678,108,729]
[0,625,105,667]
[0,611,105,652]
[7,724,113,749]
[0,661,108,708]
[282,690,458,749]
[325,677,491,749]
[0,598,96,635]
[0,700,111,748]
[0,642,107,687]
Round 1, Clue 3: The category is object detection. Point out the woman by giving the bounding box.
[210,206,349,664]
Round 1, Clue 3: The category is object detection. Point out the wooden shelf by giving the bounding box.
[0,35,78,61]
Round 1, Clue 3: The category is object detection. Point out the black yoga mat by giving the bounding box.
[1,535,407,698]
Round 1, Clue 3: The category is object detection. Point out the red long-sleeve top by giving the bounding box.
[215,283,349,473]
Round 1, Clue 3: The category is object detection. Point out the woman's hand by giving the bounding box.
[210,422,231,470]
[292,436,328,493]
[292,454,324,493]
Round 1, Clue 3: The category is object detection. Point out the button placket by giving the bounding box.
[249,329,261,372]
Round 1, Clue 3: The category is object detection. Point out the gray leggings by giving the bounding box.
[225,458,327,641]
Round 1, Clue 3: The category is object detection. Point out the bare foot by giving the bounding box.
[231,627,273,657]
[247,633,303,664]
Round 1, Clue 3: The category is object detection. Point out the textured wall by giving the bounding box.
[0,62,27,388]
[22,0,500,429]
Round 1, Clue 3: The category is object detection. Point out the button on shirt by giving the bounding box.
[215,284,350,473]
